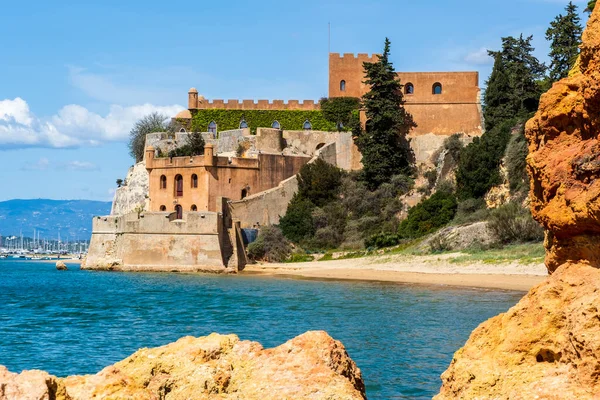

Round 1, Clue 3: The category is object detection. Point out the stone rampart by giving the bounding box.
[85,211,234,272]
[191,99,320,110]
[229,142,337,228]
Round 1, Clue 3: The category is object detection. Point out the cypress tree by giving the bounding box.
[355,38,416,190]
[483,52,513,131]
[546,2,583,83]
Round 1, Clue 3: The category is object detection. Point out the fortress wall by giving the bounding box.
[256,128,284,153]
[84,212,227,272]
[282,130,361,170]
[193,99,319,110]
[229,143,337,228]
[329,53,379,98]
[405,103,482,136]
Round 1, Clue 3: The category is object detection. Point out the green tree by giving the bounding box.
[546,2,583,83]
[397,189,458,239]
[354,38,416,190]
[168,132,205,157]
[278,195,316,243]
[297,159,343,207]
[456,119,515,199]
[128,112,169,162]
[483,53,514,131]
[585,0,596,12]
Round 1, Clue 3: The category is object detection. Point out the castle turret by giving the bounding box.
[204,143,215,166]
[145,146,155,165]
[188,88,199,109]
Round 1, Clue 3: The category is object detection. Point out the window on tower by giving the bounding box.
[340,80,346,92]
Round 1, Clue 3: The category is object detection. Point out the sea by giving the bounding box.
[0,259,523,399]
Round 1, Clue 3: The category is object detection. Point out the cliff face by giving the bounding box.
[434,262,600,399]
[0,331,366,400]
[435,7,600,399]
[525,6,600,273]
[111,162,149,216]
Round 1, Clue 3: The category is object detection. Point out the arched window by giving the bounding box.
[303,119,312,130]
[179,127,187,133]
[432,83,442,95]
[175,205,183,220]
[405,83,414,95]
[241,188,248,199]
[340,80,346,92]
[175,174,183,197]
[191,174,198,188]
[271,120,281,129]
[160,205,167,211]
[239,118,248,129]
[191,204,197,211]
[160,175,167,189]
[208,121,217,134]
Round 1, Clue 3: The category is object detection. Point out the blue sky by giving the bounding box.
[0,0,591,202]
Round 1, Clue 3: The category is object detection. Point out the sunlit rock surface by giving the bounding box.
[0,331,366,400]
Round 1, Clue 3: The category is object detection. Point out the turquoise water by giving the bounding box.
[0,260,523,399]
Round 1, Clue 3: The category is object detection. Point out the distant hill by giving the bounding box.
[0,199,111,240]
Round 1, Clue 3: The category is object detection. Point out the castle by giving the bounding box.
[84,52,482,273]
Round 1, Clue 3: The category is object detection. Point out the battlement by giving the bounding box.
[191,98,320,111]
[330,52,380,62]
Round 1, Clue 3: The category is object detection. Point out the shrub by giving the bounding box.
[285,253,315,263]
[456,118,516,199]
[444,133,463,162]
[398,190,458,238]
[487,202,544,244]
[453,198,490,225]
[428,235,452,253]
[365,233,401,249]
[246,226,291,262]
[390,174,414,196]
[297,159,343,207]
[279,195,316,243]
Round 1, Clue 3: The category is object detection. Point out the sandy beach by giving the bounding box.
[243,252,548,291]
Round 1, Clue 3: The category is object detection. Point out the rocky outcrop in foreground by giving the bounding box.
[0,331,366,400]
[434,262,600,399]
[526,5,600,273]
[436,5,600,399]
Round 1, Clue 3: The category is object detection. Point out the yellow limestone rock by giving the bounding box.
[0,331,366,400]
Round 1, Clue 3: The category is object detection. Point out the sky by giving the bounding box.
[0,0,592,202]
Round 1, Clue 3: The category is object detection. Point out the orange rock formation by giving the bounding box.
[526,6,600,273]
[0,331,366,400]
[435,6,600,399]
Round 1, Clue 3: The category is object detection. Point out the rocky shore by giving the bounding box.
[435,6,600,398]
[0,331,366,400]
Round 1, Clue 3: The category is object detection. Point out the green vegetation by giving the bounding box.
[247,226,291,262]
[166,132,205,157]
[398,190,458,239]
[279,158,412,251]
[586,0,596,13]
[353,38,416,190]
[319,97,361,130]
[487,202,544,244]
[128,112,170,162]
[546,2,583,83]
[455,118,514,200]
[448,243,545,265]
[505,127,529,194]
[190,109,339,134]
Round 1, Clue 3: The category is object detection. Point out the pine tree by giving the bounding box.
[546,2,583,83]
[354,38,416,190]
[483,52,513,131]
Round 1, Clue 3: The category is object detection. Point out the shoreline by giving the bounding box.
[242,253,548,291]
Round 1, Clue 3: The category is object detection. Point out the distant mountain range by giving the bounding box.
[0,199,112,240]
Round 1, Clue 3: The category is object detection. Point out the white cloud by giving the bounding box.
[464,48,493,65]
[21,157,50,171]
[0,98,184,149]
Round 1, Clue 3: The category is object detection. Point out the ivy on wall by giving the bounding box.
[190,109,340,134]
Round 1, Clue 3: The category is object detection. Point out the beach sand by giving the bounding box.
[243,253,548,291]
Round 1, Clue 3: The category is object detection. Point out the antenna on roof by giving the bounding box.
[328,22,331,54]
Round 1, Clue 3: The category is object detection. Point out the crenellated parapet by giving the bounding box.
[187,92,320,111]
